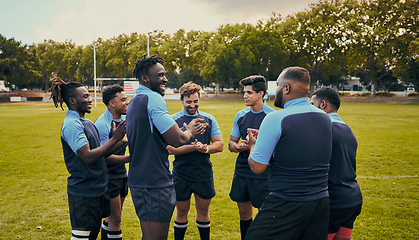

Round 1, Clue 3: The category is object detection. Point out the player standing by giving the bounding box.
[311,87,363,240]
[228,75,274,240]
[168,82,224,240]
[95,84,130,240]
[48,78,126,240]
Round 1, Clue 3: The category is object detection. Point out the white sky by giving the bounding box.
[1,0,316,46]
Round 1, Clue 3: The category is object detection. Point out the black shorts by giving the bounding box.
[130,185,176,222]
[245,195,329,240]
[108,177,129,199]
[329,203,362,233]
[174,174,215,201]
[229,174,269,208]
[68,192,110,229]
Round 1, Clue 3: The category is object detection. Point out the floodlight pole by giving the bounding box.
[147,33,150,57]
[93,39,97,107]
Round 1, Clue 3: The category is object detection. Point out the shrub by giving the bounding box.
[407,92,419,97]
[339,92,351,96]
[375,91,395,97]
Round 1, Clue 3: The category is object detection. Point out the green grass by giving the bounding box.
[0,100,418,239]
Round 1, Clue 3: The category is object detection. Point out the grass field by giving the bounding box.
[0,99,418,239]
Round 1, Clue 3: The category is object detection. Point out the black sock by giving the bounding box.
[101,220,108,240]
[240,218,252,240]
[174,221,188,240]
[108,230,122,240]
[196,220,210,240]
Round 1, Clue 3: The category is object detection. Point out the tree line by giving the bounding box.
[0,0,417,95]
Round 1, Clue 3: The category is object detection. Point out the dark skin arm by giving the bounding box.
[163,118,208,147]
[77,120,126,165]
[105,154,130,165]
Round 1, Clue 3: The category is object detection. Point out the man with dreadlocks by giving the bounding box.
[126,55,207,240]
[48,78,126,240]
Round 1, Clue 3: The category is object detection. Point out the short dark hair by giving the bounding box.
[102,84,124,106]
[179,81,201,100]
[48,77,83,110]
[239,75,267,97]
[281,67,310,84]
[133,55,165,81]
[312,87,341,110]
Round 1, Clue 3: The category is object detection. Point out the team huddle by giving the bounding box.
[49,55,362,240]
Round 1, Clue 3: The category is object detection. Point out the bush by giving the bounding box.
[407,92,419,97]
[375,91,395,97]
[361,92,371,96]
[339,92,351,96]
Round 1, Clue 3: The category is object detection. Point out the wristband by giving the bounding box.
[205,146,209,153]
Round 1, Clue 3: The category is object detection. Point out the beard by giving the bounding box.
[274,88,284,108]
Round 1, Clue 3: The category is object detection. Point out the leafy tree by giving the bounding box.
[0,35,41,89]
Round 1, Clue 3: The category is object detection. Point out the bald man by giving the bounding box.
[246,67,333,240]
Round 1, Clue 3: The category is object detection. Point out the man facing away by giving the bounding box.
[246,67,333,240]
[126,55,207,240]
[48,78,126,240]
[228,75,274,240]
[311,87,363,240]
[95,84,130,240]
[167,81,224,240]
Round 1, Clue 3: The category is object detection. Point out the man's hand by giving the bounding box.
[191,139,208,153]
[186,118,208,138]
[231,140,250,152]
[112,120,126,142]
[247,128,259,147]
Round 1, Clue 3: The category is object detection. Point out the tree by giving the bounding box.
[0,35,41,89]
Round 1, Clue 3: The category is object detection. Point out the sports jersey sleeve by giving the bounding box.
[94,118,110,146]
[230,112,241,138]
[250,112,282,165]
[148,93,176,134]
[62,119,89,153]
[209,115,222,138]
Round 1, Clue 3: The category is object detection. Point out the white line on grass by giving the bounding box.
[357,175,418,179]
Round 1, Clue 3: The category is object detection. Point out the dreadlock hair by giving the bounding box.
[312,86,341,110]
[239,75,267,97]
[102,84,124,106]
[47,77,83,110]
[179,81,201,100]
[133,55,165,82]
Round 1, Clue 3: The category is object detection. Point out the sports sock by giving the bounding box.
[101,220,109,240]
[71,230,90,240]
[240,218,252,240]
[174,221,188,240]
[196,220,210,240]
[107,230,122,240]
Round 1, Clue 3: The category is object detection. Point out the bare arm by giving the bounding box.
[228,135,249,153]
[247,128,268,174]
[168,136,223,155]
[105,154,130,165]
[77,120,126,165]
[162,118,208,147]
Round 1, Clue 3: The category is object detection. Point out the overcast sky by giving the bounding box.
[1,0,316,46]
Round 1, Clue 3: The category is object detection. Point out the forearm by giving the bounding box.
[78,138,118,164]
[167,144,195,155]
[106,154,130,165]
[208,140,224,154]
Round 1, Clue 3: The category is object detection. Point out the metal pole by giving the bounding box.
[147,33,150,57]
[93,40,97,107]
